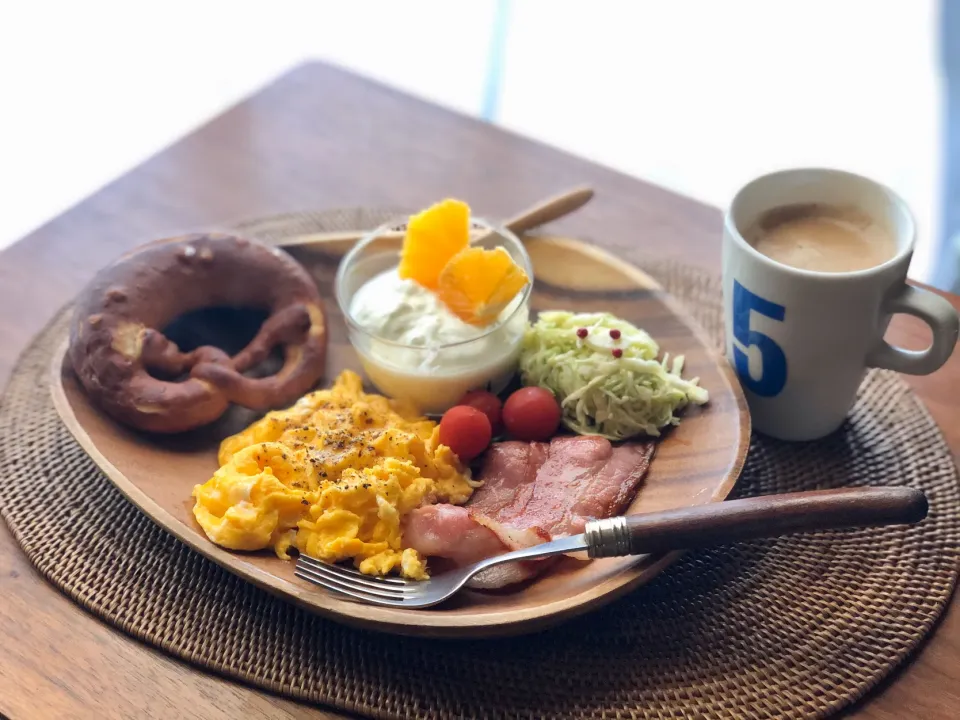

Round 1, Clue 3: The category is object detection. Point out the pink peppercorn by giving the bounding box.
[612,348,623,358]
[609,329,621,340]
[576,328,588,338]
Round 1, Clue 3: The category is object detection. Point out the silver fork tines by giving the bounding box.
[294,555,424,606]
[294,532,592,608]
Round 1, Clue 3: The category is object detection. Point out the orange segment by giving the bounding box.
[398,199,470,289]
[437,247,530,326]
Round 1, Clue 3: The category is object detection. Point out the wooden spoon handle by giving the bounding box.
[501,186,594,237]
[587,487,928,557]
[276,186,594,248]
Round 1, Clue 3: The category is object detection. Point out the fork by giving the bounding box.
[294,486,927,608]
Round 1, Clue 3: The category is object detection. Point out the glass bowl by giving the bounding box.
[335,216,532,415]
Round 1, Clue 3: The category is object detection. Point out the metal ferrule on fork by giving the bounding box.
[585,516,631,558]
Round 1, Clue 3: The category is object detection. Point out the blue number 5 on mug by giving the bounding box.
[732,280,787,397]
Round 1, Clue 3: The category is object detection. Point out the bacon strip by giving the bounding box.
[404,436,656,588]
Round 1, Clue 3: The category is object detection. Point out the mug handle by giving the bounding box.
[866,284,960,374]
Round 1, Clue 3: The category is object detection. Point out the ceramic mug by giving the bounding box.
[722,168,959,441]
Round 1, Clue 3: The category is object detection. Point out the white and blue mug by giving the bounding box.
[722,168,959,441]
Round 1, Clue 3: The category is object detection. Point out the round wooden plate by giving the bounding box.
[50,234,750,638]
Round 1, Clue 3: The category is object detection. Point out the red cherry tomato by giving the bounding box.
[502,387,561,441]
[458,390,503,433]
[439,405,492,461]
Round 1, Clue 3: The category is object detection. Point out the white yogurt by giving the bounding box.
[347,269,528,414]
[350,271,492,346]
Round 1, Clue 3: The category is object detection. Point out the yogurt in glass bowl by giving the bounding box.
[335,216,532,415]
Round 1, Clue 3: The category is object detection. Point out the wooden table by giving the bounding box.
[0,62,956,720]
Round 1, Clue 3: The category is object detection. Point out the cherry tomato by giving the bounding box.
[439,405,492,461]
[458,390,503,433]
[502,387,561,441]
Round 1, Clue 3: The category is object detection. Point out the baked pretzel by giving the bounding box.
[69,233,327,433]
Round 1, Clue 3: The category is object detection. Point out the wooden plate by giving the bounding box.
[50,234,750,638]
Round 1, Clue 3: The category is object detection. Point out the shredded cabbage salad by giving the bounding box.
[518,311,708,440]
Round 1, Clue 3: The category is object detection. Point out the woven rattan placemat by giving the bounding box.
[1,209,958,720]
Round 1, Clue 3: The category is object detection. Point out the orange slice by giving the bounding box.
[436,247,530,326]
[398,199,470,289]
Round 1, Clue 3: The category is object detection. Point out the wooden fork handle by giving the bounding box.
[587,487,928,557]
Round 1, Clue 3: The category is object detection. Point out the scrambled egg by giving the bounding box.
[192,370,476,578]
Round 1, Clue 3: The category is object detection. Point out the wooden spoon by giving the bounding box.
[276,186,594,248]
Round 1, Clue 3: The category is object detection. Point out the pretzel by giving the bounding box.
[68,233,327,433]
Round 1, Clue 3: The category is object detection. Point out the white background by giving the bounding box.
[0,0,942,281]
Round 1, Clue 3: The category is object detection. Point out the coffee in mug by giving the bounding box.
[722,168,959,441]
[745,203,897,273]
